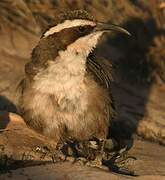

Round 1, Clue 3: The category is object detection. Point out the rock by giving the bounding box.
[0,113,165,179]
[0,111,57,165]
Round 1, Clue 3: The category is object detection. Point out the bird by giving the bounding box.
[18,10,130,145]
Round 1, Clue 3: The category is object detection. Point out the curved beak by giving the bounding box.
[95,22,131,36]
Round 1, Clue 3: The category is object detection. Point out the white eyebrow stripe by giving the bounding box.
[43,19,96,37]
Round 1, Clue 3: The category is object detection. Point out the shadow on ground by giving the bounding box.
[0,96,17,131]
[105,16,165,147]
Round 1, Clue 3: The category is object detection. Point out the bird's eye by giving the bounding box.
[78,26,86,33]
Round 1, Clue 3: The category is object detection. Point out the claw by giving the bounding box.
[51,138,137,176]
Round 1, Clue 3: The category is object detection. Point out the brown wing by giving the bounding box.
[86,54,116,123]
[87,54,113,89]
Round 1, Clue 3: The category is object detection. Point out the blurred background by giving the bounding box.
[0,0,165,145]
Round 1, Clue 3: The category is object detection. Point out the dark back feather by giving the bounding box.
[87,55,116,122]
[87,54,113,89]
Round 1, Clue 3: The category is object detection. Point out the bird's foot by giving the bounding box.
[106,147,137,176]
[56,138,103,165]
[85,154,105,169]
[56,138,115,169]
[40,137,137,176]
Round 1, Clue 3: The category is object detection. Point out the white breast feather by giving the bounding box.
[33,31,103,112]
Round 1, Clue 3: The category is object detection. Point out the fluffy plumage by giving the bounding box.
[19,10,115,142]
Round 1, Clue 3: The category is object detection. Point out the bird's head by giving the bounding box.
[26,10,130,79]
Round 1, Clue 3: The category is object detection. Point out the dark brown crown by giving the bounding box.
[42,10,95,36]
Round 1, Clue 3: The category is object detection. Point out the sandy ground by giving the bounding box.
[0,113,164,179]
[0,140,165,179]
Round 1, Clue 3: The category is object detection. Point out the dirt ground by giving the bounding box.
[0,113,164,179]
[0,140,165,180]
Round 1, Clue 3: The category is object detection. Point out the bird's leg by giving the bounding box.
[108,148,137,176]
[113,140,136,168]
[58,137,117,168]
[52,137,137,174]
[55,138,89,164]
[59,139,79,161]
[70,138,114,168]
[95,137,137,176]
[84,139,104,168]
[57,138,102,166]
[103,139,137,176]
